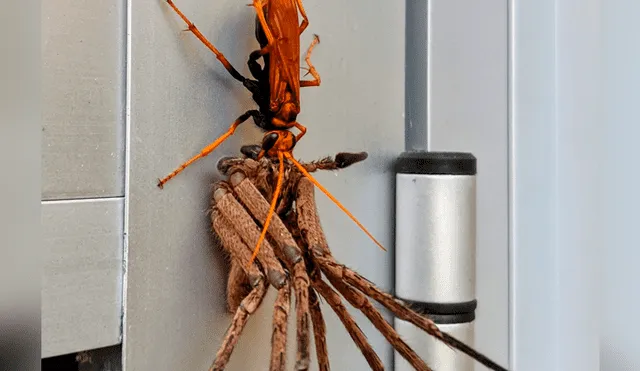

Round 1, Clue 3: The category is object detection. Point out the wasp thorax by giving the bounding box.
[278,102,298,122]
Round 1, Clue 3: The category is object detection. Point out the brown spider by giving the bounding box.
[208,150,509,371]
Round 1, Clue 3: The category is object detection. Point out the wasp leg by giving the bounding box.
[293,122,307,142]
[247,43,279,81]
[250,0,297,89]
[165,0,247,83]
[248,49,266,81]
[251,0,277,46]
[289,164,387,252]
[300,35,321,88]
[294,0,310,35]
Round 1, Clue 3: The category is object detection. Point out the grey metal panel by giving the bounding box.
[511,0,602,370]
[125,0,404,369]
[420,0,509,366]
[509,1,558,369]
[601,1,640,370]
[42,0,126,200]
[553,1,601,369]
[42,198,124,358]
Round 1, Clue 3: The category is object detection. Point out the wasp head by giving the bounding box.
[259,131,296,159]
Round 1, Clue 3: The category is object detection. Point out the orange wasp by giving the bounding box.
[160,0,385,265]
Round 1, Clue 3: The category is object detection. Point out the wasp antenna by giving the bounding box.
[248,152,286,267]
[285,153,387,252]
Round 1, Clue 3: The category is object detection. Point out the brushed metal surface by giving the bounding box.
[125,0,404,370]
[395,173,476,303]
[393,319,474,371]
[42,0,126,200]
[42,198,124,358]
[417,0,509,365]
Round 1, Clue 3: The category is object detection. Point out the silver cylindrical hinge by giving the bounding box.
[393,151,477,371]
[394,319,475,370]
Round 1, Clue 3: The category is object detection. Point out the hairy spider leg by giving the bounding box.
[166,0,247,83]
[285,152,386,251]
[248,151,285,267]
[157,110,261,188]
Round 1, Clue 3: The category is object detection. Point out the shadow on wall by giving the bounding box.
[601,342,638,371]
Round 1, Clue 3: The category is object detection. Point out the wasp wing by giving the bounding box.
[266,0,301,111]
